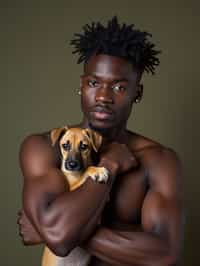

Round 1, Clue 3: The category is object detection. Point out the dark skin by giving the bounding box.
[17,54,184,265]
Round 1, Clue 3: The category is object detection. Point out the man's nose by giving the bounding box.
[95,86,114,104]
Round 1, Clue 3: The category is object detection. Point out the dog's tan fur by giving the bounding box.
[42,126,109,266]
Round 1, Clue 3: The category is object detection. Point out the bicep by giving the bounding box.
[142,190,183,247]
[141,148,184,257]
[20,135,69,225]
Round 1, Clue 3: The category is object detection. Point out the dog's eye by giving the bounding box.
[79,143,88,151]
[62,143,70,151]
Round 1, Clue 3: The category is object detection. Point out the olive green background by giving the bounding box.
[1,1,199,265]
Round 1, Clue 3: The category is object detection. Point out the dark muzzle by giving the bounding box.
[65,159,83,171]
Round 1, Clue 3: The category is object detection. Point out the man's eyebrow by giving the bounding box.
[81,74,128,83]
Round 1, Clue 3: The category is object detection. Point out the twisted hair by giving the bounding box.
[70,16,161,74]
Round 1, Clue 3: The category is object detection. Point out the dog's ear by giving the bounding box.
[50,126,68,146]
[84,128,102,152]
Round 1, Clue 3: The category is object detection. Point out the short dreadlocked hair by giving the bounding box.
[70,16,161,74]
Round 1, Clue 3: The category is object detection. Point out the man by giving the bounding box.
[17,16,184,265]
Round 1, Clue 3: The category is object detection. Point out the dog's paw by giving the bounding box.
[84,166,109,183]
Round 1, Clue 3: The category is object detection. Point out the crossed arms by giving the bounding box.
[18,135,184,266]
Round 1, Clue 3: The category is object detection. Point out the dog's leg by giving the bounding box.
[42,246,91,266]
[83,166,110,184]
[42,247,60,266]
[83,166,110,206]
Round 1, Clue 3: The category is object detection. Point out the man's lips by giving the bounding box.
[92,111,113,120]
[90,106,114,120]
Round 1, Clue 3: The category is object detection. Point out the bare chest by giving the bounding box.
[102,165,148,227]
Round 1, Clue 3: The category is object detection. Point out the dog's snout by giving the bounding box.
[65,160,82,171]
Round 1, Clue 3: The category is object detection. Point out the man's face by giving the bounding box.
[80,54,141,132]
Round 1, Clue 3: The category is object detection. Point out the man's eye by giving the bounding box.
[88,80,98,87]
[62,143,70,151]
[79,143,88,151]
[112,85,126,92]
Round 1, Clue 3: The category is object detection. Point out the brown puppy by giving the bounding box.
[42,126,109,266]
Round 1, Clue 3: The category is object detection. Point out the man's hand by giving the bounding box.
[99,142,138,175]
[17,209,43,245]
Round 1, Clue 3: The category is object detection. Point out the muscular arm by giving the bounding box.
[20,135,118,256]
[83,148,184,266]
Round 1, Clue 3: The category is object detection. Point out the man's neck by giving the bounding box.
[78,118,130,145]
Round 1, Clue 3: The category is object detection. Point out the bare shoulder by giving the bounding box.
[129,131,182,197]
[20,132,51,153]
[19,130,58,179]
[129,131,181,165]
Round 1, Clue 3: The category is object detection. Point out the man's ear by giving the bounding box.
[84,128,102,152]
[50,126,68,146]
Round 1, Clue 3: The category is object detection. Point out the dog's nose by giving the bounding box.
[65,160,81,171]
[69,160,78,168]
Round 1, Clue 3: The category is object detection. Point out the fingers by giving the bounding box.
[17,209,26,243]
[17,212,22,225]
[99,141,138,174]
[17,209,24,225]
[17,209,25,216]
[18,221,31,245]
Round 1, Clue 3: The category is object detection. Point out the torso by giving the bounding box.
[42,125,163,266]
[91,132,163,266]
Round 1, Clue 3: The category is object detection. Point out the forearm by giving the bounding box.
[19,203,101,247]
[23,161,117,256]
[20,198,104,248]
[84,227,176,266]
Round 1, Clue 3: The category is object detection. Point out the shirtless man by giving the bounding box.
[17,17,184,265]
